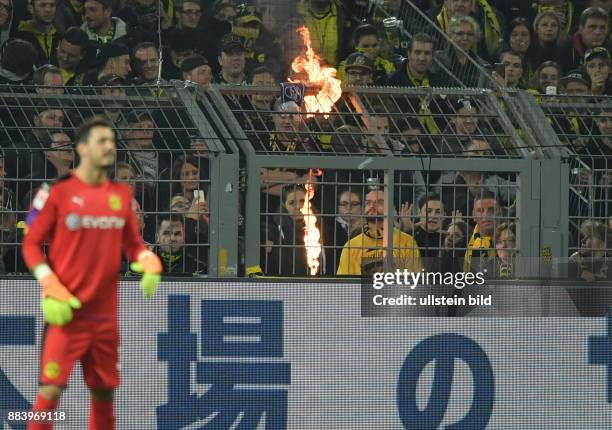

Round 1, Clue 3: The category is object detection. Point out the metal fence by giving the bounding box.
[3,83,612,281]
[537,94,612,279]
[0,83,239,277]
[203,84,568,279]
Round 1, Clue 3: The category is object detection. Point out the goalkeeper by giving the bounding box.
[22,117,162,430]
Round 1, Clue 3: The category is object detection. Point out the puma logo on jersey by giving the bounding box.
[71,196,84,207]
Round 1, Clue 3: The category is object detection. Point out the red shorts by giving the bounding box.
[39,319,120,390]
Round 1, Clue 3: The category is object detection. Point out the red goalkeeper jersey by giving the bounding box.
[22,172,147,319]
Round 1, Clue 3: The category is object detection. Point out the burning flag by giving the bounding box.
[300,169,323,275]
[289,26,342,117]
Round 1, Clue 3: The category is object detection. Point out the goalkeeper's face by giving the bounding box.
[85,126,116,168]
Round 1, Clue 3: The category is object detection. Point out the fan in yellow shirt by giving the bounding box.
[337,190,422,275]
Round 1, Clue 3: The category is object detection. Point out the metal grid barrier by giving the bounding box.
[202,84,569,279]
[214,85,529,157]
[538,94,612,279]
[0,84,239,277]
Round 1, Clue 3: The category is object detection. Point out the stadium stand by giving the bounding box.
[0,0,609,281]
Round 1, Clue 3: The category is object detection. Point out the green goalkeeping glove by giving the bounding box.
[34,264,81,326]
[130,250,163,298]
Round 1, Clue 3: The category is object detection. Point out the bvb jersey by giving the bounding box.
[336,228,422,276]
[22,172,147,319]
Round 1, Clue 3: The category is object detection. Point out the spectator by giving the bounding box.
[171,155,208,207]
[297,0,353,67]
[436,219,467,274]
[531,11,567,69]
[55,0,83,33]
[502,17,536,86]
[153,214,202,274]
[560,68,592,95]
[53,26,90,85]
[530,60,561,94]
[111,161,136,192]
[162,29,197,81]
[131,42,160,84]
[0,38,38,84]
[181,55,213,91]
[323,187,363,272]
[33,64,64,94]
[533,0,577,39]
[436,97,485,156]
[199,0,233,73]
[15,0,59,65]
[394,117,436,154]
[337,189,422,275]
[401,194,446,271]
[464,190,502,273]
[82,0,131,47]
[42,130,73,179]
[117,0,173,43]
[506,17,532,58]
[211,0,237,23]
[386,33,444,87]
[216,33,247,84]
[263,184,322,275]
[584,46,612,95]
[0,183,17,273]
[90,42,130,82]
[428,0,504,61]
[497,50,525,88]
[342,52,374,87]
[232,3,281,74]
[435,15,487,87]
[97,73,127,124]
[0,0,12,45]
[569,219,611,281]
[338,24,394,85]
[563,7,609,71]
[117,110,171,211]
[175,0,201,31]
[482,221,517,278]
[248,65,276,110]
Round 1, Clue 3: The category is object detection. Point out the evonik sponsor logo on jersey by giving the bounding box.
[64,213,126,230]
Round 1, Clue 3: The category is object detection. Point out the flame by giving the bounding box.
[300,169,323,275]
[290,26,342,118]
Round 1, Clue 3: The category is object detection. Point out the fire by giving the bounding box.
[290,26,342,117]
[300,169,323,276]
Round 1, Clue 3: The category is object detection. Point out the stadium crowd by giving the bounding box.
[0,0,610,280]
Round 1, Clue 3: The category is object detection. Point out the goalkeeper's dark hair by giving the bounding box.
[75,116,113,145]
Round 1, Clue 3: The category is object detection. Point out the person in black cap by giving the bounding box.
[342,23,395,83]
[161,29,197,80]
[97,73,127,124]
[181,55,212,91]
[88,42,131,83]
[342,52,374,86]
[585,46,611,95]
[560,69,592,95]
[232,3,281,75]
[216,33,247,84]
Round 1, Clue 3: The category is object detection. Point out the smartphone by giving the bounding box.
[193,190,206,201]
[493,62,506,79]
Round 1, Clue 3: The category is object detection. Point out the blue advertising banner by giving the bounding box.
[0,280,611,429]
